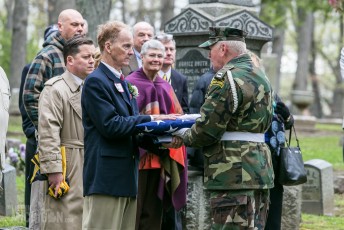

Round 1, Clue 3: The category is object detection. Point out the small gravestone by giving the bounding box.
[0,164,18,216]
[302,159,334,216]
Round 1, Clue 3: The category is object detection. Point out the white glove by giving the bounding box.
[172,128,190,137]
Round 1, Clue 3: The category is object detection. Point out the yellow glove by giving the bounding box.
[48,180,70,199]
[47,146,70,199]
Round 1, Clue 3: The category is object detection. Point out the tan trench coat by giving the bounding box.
[31,71,84,230]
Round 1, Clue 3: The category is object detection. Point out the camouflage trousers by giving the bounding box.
[208,189,269,230]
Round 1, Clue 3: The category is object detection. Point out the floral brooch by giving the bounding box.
[127,82,139,99]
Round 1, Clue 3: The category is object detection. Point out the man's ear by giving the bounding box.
[66,55,74,65]
[105,42,111,54]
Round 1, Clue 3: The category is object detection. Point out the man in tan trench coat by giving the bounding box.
[34,36,95,229]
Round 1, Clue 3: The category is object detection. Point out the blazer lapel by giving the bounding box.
[99,63,132,106]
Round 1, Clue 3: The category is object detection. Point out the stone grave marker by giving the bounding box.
[302,159,334,216]
[0,164,18,216]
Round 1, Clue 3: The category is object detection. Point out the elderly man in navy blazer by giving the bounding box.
[81,21,179,230]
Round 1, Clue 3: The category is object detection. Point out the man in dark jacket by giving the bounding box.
[187,67,215,169]
[23,9,85,129]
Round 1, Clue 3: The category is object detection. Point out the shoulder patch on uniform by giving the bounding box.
[45,76,63,86]
[214,69,226,80]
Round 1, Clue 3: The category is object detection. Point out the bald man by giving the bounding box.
[23,9,85,129]
[122,21,154,76]
[23,9,85,229]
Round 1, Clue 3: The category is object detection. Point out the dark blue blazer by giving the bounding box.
[82,62,151,197]
[171,69,189,113]
[189,68,215,113]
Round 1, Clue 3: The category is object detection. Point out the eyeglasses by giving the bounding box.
[155,33,173,41]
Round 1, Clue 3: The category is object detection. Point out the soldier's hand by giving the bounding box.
[172,128,189,138]
[275,101,290,122]
[162,136,184,149]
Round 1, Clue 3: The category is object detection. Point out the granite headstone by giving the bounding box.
[0,164,18,216]
[302,159,334,216]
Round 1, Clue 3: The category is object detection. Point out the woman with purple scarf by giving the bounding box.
[126,39,187,230]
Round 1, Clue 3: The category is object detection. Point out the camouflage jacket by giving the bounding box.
[183,53,274,190]
[23,32,66,129]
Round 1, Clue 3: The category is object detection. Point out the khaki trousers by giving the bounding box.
[83,194,137,230]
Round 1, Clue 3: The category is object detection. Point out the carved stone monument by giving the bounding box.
[165,0,272,96]
[302,159,334,216]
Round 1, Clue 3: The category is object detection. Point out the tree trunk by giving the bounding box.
[294,9,313,91]
[330,14,344,118]
[309,24,322,118]
[4,0,14,30]
[160,0,175,30]
[120,0,126,23]
[271,28,285,94]
[47,0,76,24]
[9,0,28,89]
[75,0,112,42]
[136,0,145,22]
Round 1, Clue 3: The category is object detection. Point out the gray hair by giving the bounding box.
[141,39,166,57]
[222,40,247,55]
[155,32,176,46]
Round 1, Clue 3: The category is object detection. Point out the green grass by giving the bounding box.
[7,115,26,143]
[300,135,343,170]
[300,194,344,230]
[0,174,26,227]
[299,124,344,229]
[8,115,24,134]
[315,123,342,132]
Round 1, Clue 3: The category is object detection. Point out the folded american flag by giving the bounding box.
[136,114,201,143]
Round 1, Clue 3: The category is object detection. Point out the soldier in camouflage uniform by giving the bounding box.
[173,27,274,230]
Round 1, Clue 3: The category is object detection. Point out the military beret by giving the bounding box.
[199,27,247,49]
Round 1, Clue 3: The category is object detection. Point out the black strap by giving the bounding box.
[286,125,300,148]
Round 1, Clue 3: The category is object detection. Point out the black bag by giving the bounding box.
[278,125,307,186]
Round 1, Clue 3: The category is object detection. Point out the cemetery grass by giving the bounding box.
[299,123,344,230]
[1,116,344,228]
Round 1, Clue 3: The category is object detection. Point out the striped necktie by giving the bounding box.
[162,73,171,84]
